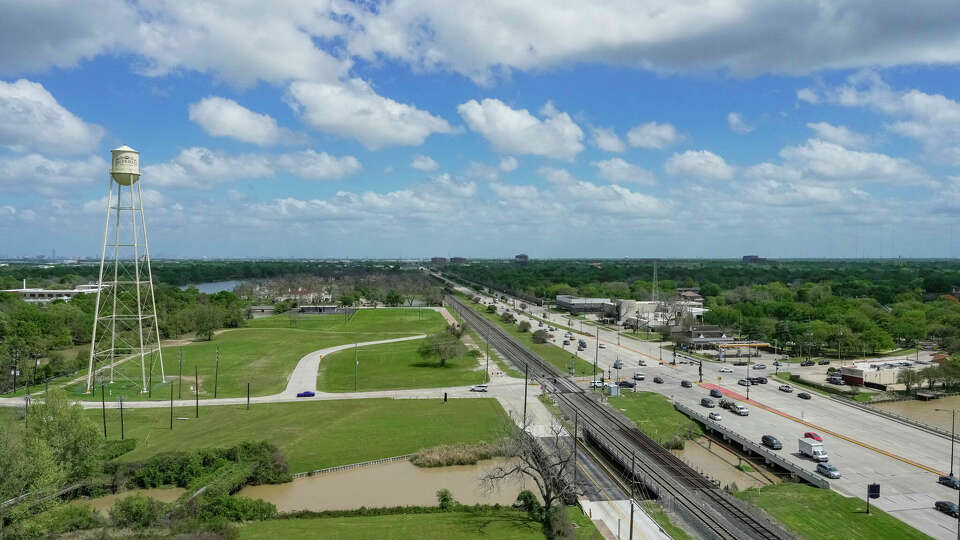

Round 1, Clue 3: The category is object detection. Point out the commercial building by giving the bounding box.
[618,299,706,328]
[431,257,448,264]
[556,295,616,314]
[450,257,467,263]
[2,282,100,304]
[840,361,914,390]
[515,254,530,264]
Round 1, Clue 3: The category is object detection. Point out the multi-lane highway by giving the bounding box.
[458,284,960,540]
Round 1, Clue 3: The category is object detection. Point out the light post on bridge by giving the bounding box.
[935,408,958,478]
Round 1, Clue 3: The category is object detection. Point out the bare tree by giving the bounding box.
[481,417,580,516]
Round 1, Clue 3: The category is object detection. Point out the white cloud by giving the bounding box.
[457,99,583,160]
[801,73,960,164]
[144,147,360,188]
[0,79,104,154]
[0,154,107,192]
[797,88,820,104]
[411,155,439,172]
[592,158,656,185]
[775,138,931,186]
[665,150,734,181]
[499,156,518,172]
[288,78,454,149]
[591,127,626,152]
[741,179,867,208]
[806,122,869,149]
[727,112,753,134]
[188,97,299,146]
[627,122,680,149]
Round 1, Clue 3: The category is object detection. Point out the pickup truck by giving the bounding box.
[799,438,829,462]
[732,404,750,416]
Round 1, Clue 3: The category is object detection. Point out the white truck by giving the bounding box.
[799,438,829,462]
[732,404,750,416]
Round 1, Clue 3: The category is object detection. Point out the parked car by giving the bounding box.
[700,398,716,408]
[804,431,823,442]
[818,359,831,365]
[778,384,793,393]
[761,435,783,450]
[826,376,846,385]
[817,463,841,479]
[681,380,693,388]
[936,501,960,518]
[733,361,749,366]
[710,388,723,398]
[470,384,489,392]
[798,392,812,400]
[800,360,815,367]
[296,391,315,398]
[753,364,767,370]
[939,475,960,490]
[617,380,635,388]
[738,378,751,387]
[718,366,733,373]
[708,412,722,421]
[633,373,645,381]
[653,376,664,384]
[563,340,570,345]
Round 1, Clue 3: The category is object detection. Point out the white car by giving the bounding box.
[469,384,488,392]
[708,412,722,421]
[633,373,645,381]
[599,343,606,349]
[589,381,604,388]
[719,367,733,373]
[778,384,793,393]
[738,378,751,386]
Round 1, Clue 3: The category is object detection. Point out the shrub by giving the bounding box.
[192,495,277,521]
[532,330,549,344]
[411,441,507,467]
[514,490,542,519]
[436,488,458,510]
[500,312,516,324]
[486,305,497,313]
[7,503,103,539]
[110,493,166,529]
[518,321,531,332]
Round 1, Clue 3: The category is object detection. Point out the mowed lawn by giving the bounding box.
[98,398,510,472]
[236,511,543,540]
[734,483,932,540]
[609,391,703,446]
[66,309,450,402]
[317,340,486,392]
[248,308,447,336]
[460,297,594,375]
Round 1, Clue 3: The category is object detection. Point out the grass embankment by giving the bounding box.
[95,398,509,473]
[608,391,703,448]
[734,483,932,540]
[237,507,603,540]
[642,501,693,540]
[449,304,523,378]
[459,296,594,375]
[317,340,484,392]
[66,309,446,402]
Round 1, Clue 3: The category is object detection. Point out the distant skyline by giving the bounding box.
[1,2,960,259]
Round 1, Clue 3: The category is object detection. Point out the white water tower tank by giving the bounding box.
[110,145,140,185]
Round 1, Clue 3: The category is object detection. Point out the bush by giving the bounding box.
[192,495,277,521]
[486,305,497,313]
[110,493,166,529]
[436,488,458,510]
[518,321,531,332]
[532,330,549,344]
[514,490,542,519]
[411,441,506,467]
[500,312,516,324]
[7,503,103,539]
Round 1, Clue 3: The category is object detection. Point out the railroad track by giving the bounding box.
[448,295,793,540]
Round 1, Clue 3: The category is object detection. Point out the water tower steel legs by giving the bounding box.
[86,180,113,394]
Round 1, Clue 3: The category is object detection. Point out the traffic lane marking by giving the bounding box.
[697,382,947,477]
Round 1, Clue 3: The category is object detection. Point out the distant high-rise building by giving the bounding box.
[515,254,529,264]
[431,257,448,264]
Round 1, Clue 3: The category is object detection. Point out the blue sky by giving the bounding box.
[1,1,959,259]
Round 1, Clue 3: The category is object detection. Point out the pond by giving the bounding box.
[179,280,241,294]
[238,458,534,512]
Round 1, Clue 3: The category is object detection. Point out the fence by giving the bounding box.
[292,454,415,479]
[674,402,830,489]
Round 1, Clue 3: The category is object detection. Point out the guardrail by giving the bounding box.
[834,395,960,442]
[292,454,414,478]
[674,402,830,489]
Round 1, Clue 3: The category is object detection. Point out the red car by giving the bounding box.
[804,432,822,442]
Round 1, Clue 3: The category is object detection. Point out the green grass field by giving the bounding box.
[236,511,543,539]
[317,340,485,392]
[64,309,448,402]
[609,391,703,446]
[734,483,932,540]
[96,398,509,472]
[459,297,594,375]
[236,506,602,540]
[641,501,693,540]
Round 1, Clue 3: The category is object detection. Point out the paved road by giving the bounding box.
[467,288,959,540]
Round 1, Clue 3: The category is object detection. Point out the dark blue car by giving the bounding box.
[296,391,315,398]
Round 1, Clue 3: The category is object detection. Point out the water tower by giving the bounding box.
[86,146,164,394]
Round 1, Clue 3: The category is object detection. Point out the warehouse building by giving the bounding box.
[555,295,616,314]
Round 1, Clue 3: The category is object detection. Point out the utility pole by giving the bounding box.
[573,410,578,489]
[485,337,490,383]
[937,408,957,477]
[101,383,107,439]
[178,348,182,399]
[194,365,199,418]
[247,382,250,410]
[523,364,528,429]
[169,382,173,430]
[214,347,220,399]
[354,343,359,392]
[629,451,636,540]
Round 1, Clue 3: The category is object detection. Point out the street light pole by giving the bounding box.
[937,408,957,477]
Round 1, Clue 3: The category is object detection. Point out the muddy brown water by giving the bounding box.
[238,458,536,512]
[671,437,771,489]
[77,487,186,515]
[870,395,960,431]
